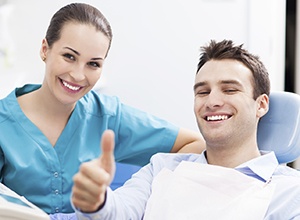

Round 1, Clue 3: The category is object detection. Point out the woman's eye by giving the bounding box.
[88,62,100,68]
[63,53,75,61]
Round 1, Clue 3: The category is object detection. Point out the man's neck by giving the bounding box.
[205,146,261,168]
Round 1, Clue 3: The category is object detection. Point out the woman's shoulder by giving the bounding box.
[0,87,20,124]
[79,90,121,116]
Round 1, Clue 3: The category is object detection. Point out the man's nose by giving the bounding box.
[205,91,224,109]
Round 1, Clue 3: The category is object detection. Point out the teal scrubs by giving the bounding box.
[0,84,178,214]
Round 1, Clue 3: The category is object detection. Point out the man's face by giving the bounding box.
[193,59,263,147]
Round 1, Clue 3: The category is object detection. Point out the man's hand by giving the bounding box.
[72,130,116,212]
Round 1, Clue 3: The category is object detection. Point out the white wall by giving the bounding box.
[0,0,286,131]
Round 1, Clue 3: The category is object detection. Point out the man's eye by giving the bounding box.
[88,62,100,68]
[63,53,75,61]
[195,90,210,96]
[224,89,238,93]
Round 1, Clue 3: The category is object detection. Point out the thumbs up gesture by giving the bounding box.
[72,130,116,212]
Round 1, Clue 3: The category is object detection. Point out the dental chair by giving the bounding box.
[110,162,141,190]
[257,91,300,164]
[111,91,300,190]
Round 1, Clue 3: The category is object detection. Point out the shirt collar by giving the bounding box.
[196,151,278,182]
[236,151,278,181]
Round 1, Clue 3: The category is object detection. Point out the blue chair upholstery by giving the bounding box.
[258,91,300,164]
[111,91,300,190]
[110,162,141,190]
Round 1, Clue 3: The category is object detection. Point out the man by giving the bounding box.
[70,40,300,219]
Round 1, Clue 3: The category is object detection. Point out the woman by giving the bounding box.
[0,2,204,215]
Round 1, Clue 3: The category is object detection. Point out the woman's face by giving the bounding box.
[40,22,110,105]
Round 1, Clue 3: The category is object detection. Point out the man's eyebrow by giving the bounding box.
[220,80,243,87]
[63,47,104,60]
[193,82,206,91]
[193,80,243,91]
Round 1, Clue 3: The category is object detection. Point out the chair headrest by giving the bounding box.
[257,91,300,164]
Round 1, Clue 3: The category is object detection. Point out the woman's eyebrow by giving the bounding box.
[64,47,80,55]
[64,46,104,60]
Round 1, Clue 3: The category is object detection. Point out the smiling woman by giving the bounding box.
[0,2,204,216]
[38,22,110,106]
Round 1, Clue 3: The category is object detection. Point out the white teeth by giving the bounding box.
[62,81,80,91]
[207,115,228,121]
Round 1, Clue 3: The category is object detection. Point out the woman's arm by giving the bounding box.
[170,128,205,153]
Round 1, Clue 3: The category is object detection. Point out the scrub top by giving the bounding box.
[0,84,178,214]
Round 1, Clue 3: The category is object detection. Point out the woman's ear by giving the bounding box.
[40,38,49,62]
[256,94,269,118]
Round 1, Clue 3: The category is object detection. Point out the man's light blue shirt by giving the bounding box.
[66,151,300,220]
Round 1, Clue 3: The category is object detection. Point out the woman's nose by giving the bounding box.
[70,66,85,81]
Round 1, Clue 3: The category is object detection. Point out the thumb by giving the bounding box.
[99,130,116,182]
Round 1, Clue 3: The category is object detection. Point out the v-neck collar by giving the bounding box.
[7,84,80,150]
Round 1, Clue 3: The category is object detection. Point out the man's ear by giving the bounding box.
[256,94,269,118]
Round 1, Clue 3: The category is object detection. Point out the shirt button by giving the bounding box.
[54,172,59,178]
[54,190,59,194]
[55,207,59,213]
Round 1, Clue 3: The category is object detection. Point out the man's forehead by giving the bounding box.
[195,60,253,85]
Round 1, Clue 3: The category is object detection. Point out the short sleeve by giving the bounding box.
[113,103,179,166]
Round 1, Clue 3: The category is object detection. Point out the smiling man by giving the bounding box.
[193,41,269,168]
[67,39,300,220]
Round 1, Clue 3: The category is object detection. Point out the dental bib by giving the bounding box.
[144,161,275,220]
